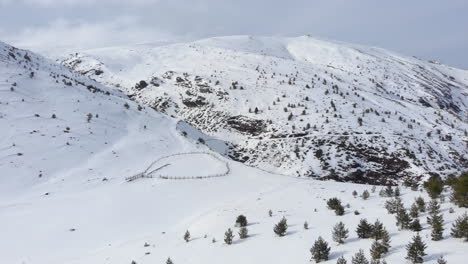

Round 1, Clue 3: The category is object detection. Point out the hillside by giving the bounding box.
[62,35,468,185]
[1,41,468,264]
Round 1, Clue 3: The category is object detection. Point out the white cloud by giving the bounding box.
[4,17,173,56]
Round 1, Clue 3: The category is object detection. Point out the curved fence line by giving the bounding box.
[125,151,230,182]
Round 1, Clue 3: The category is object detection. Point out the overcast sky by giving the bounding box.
[0,0,467,68]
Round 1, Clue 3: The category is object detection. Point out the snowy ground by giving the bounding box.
[1,40,467,264]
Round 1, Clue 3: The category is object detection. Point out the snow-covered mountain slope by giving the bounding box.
[1,41,467,264]
[62,36,468,184]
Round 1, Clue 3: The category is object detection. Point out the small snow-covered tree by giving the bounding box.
[427,199,442,226]
[450,212,468,241]
[437,256,447,264]
[395,208,411,230]
[332,222,349,244]
[410,203,419,218]
[239,226,248,239]
[236,215,248,227]
[184,230,190,242]
[431,216,444,241]
[410,218,422,232]
[362,190,370,200]
[336,256,347,264]
[166,257,174,264]
[304,221,309,230]
[406,233,427,263]
[310,236,330,263]
[274,217,288,237]
[352,249,369,264]
[224,228,234,245]
[356,219,372,239]
[415,197,426,212]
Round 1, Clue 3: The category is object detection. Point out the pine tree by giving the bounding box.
[184,230,190,242]
[371,220,385,240]
[304,221,309,230]
[406,233,427,263]
[224,228,234,245]
[268,209,273,217]
[352,249,369,264]
[450,212,468,241]
[415,197,426,212]
[335,204,345,216]
[352,190,358,198]
[166,257,174,264]
[410,203,420,218]
[362,190,370,200]
[380,230,391,254]
[395,208,411,230]
[236,215,248,227]
[427,199,442,226]
[274,217,288,237]
[452,172,468,207]
[394,186,401,197]
[370,240,386,260]
[239,226,249,239]
[410,218,422,232]
[437,256,447,264]
[431,216,444,241]
[310,236,331,263]
[337,256,347,264]
[332,222,349,244]
[384,185,394,197]
[356,219,372,239]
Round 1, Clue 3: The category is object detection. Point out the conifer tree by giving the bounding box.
[450,212,468,241]
[410,203,420,218]
[406,233,427,263]
[224,228,234,245]
[332,221,349,244]
[352,249,369,264]
[184,230,191,242]
[166,257,173,264]
[310,236,331,263]
[415,197,426,212]
[356,219,372,239]
[427,199,442,226]
[337,256,347,264]
[239,226,249,239]
[410,218,422,232]
[268,209,273,217]
[362,190,370,200]
[371,220,385,240]
[304,221,309,230]
[396,208,411,230]
[394,186,401,197]
[236,215,248,227]
[370,240,385,260]
[274,217,288,237]
[380,230,391,254]
[352,190,358,198]
[431,216,444,241]
[437,256,447,264]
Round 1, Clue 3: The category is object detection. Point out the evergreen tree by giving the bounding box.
[356,219,373,239]
[410,203,420,218]
[337,256,347,264]
[239,226,249,239]
[424,175,444,199]
[452,172,468,208]
[371,220,385,240]
[394,186,401,197]
[224,228,234,245]
[384,185,394,197]
[310,236,331,263]
[395,208,411,230]
[437,256,447,264]
[184,230,190,242]
[332,221,349,244]
[327,197,343,210]
[236,215,248,227]
[268,209,273,217]
[405,233,427,263]
[415,197,426,212]
[335,204,345,216]
[370,240,386,260]
[352,249,369,264]
[450,212,468,241]
[385,197,403,214]
[427,199,442,226]
[352,190,358,198]
[431,216,444,241]
[362,190,370,200]
[274,217,288,237]
[410,218,422,232]
[166,258,173,264]
[380,230,391,254]
[304,221,309,230]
